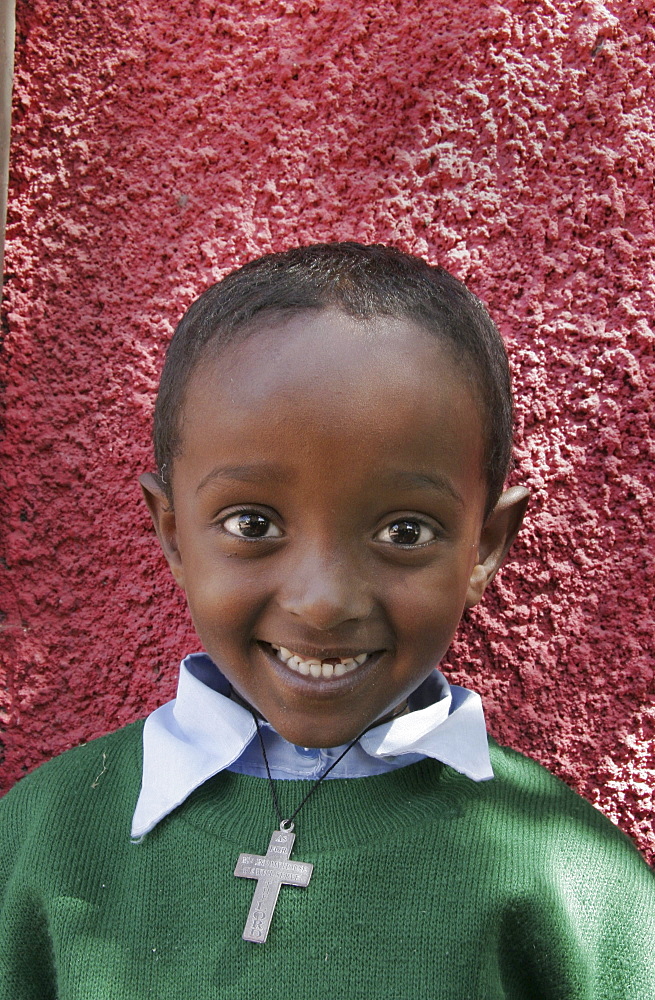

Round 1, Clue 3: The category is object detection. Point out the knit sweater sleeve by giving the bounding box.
[0,759,58,999]
[495,825,655,997]
[0,723,144,1000]
[488,743,655,999]
[496,851,655,998]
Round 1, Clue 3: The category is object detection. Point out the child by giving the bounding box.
[1,243,653,999]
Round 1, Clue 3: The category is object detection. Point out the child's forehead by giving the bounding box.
[179,309,486,479]
[191,307,469,398]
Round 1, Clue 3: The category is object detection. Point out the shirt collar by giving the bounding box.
[131,652,493,840]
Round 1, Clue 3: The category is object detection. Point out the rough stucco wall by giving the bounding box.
[1,0,653,860]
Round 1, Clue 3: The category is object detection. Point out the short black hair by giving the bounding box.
[154,242,514,517]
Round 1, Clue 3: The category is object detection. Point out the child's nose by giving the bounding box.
[276,548,373,630]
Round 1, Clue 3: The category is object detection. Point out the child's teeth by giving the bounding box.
[271,645,371,679]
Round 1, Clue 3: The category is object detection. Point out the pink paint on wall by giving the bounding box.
[1,0,654,859]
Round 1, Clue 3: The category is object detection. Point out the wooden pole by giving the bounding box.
[0,0,15,293]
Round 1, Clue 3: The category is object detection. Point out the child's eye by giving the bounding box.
[375,518,437,547]
[221,511,282,540]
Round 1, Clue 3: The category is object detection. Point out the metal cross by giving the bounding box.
[234,826,313,942]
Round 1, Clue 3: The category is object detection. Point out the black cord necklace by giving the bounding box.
[252,713,365,831]
[233,707,405,943]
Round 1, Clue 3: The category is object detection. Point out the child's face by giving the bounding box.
[143,310,526,748]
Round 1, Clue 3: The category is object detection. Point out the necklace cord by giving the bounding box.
[253,715,284,824]
[253,713,375,827]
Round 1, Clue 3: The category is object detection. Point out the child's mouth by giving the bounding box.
[268,643,373,679]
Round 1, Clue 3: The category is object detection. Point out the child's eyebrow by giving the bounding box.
[381,470,465,508]
[196,463,291,494]
[195,466,465,506]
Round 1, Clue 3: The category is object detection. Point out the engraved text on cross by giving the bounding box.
[234,829,313,942]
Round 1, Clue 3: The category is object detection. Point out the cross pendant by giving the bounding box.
[234,826,314,942]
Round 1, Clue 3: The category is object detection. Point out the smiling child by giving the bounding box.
[1,243,653,998]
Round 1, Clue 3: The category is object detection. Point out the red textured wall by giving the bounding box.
[1,0,654,860]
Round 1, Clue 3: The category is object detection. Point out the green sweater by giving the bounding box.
[1,720,653,999]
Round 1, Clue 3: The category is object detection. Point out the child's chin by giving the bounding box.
[273,711,368,750]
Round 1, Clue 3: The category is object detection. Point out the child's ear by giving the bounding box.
[465,485,529,609]
[139,472,186,590]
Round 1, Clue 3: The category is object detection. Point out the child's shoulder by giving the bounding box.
[0,720,144,850]
[488,735,606,814]
[485,737,650,870]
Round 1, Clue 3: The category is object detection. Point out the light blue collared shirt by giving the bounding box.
[131,652,494,839]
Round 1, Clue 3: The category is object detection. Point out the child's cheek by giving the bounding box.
[183,554,270,649]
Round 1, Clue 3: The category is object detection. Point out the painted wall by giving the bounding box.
[1,0,653,861]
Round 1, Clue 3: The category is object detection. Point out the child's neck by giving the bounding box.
[229,688,410,746]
